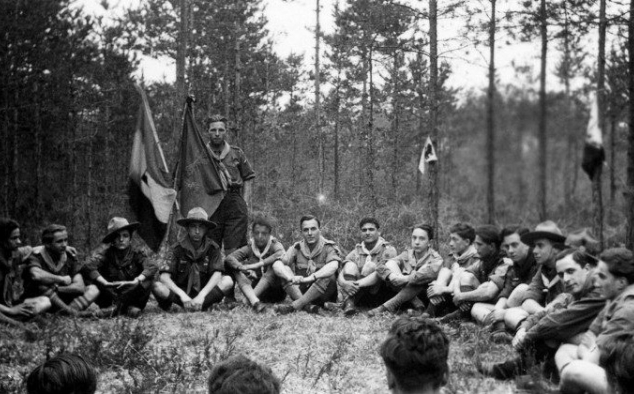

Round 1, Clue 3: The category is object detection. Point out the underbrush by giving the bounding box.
[0,303,523,394]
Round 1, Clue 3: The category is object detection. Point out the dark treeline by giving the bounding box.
[1,0,632,254]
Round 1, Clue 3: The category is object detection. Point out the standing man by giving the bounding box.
[273,215,341,314]
[83,217,158,317]
[23,224,99,315]
[204,114,255,255]
[334,217,398,316]
[224,215,285,312]
[153,207,233,312]
[0,218,50,327]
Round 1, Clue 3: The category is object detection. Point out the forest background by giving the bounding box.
[2,0,634,257]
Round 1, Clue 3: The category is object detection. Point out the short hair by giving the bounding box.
[599,248,634,284]
[208,354,281,394]
[555,248,598,269]
[380,317,449,392]
[252,215,275,233]
[476,225,502,248]
[0,218,19,242]
[26,353,97,394]
[359,217,380,230]
[449,223,475,243]
[413,224,434,240]
[205,114,228,126]
[299,215,320,229]
[600,333,634,394]
[42,224,67,245]
[500,225,530,240]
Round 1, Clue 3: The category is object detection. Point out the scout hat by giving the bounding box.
[103,217,140,244]
[565,228,600,255]
[177,207,217,229]
[521,220,566,247]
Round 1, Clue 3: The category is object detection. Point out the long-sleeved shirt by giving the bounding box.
[498,252,538,299]
[377,248,444,286]
[590,284,634,352]
[224,238,285,274]
[85,244,157,288]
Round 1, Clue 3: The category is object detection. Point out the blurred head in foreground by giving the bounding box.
[380,317,449,394]
[600,333,634,394]
[208,354,281,394]
[26,353,97,394]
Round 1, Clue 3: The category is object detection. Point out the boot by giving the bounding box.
[343,298,357,316]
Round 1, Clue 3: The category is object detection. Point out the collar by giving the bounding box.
[34,245,68,273]
[209,141,231,160]
[251,237,274,260]
[360,237,387,256]
[453,244,477,264]
[181,236,215,261]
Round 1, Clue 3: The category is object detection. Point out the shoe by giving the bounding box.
[323,302,342,311]
[367,305,388,317]
[343,300,357,316]
[515,374,560,393]
[274,304,296,315]
[222,301,240,310]
[252,302,266,313]
[302,305,321,314]
[437,309,464,324]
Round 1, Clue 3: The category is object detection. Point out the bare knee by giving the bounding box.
[342,262,360,276]
[85,284,100,300]
[152,281,170,298]
[219,275,234,292]
[127,307,142,318]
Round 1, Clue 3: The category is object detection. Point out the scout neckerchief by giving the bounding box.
[299,236,327,275]
[181,235,212,294]
[360,237,386,266]
[409,248,433,271]
[111,246,133,270]
[453,244,477,267]
[37,246,68,275]
[250,237,273,263]
[540,263,560,292]
[207,141,232,189]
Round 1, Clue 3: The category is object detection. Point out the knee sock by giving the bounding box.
[47,293,77,315]
[236,274,259,305]
[292,283,325,310]
[383,285,423,313]
[202,286,225,310]
[340,274,359,301]
[410,296,425,310]
[283,283,303,301]
[69,294,93,311]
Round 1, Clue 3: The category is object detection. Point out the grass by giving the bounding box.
[0,299,524,394]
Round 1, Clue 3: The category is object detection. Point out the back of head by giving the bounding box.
[26,353,97,394]
[380,317,449,393]
[208,354,281,394]
[600,333,634,394]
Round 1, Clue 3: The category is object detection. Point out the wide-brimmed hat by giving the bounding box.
[521,220,566,247]
[565,228,600,255]
[103,217,140,244]
[177,207,217,229]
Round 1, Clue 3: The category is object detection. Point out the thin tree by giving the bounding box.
[315,0,324,194]
[486,0,497,224]
[627,0,634,249]
[595,0,606,246]
[175,0,188,145]
[429,0,440,242]
[538,0,548,220]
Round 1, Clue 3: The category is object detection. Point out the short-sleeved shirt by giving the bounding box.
[281,237,341,275]
[344,239,397,275]
[23,246,83,298]
[447,245,480,273]
[85,244,158,288]
[466,253,512,291]
[161,236,223,295]
[589,285,634,351]
[498,252,538,299]
[225,238,285,274]
[377,248,444,286]
[212,143,255,188]
[0,246,32,306]
[523,263,564,306]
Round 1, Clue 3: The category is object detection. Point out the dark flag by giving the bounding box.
[129,85,177,251]
[581,94,605,180]
[174,98,226,220]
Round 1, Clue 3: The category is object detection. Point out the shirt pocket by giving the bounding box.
[177,260,189,274]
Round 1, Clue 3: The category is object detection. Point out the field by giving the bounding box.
[0,298,534,394]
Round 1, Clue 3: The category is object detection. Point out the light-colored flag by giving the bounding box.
[419,136,438,174]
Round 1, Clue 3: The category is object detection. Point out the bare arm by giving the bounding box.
[355,272,379,287]
[242,179,252,206]
[160,272,192,303]
[57,273,85,295]
[30,267,70,286]
[193,271,223,302]
[457,281,500,303]
[315,261,339,278]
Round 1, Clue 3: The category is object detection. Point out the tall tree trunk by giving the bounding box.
[10,90,18,216]
[223,57,230,119]
[562,0,573,217]
[428,0,440,243]
[416,51,424,195]
[628,0,634,249]
[334,101,340,200]
[2,79,9,216]
[610,118,617,203]
[34,82,42,223]
[174,0,188,150]
[234,25,242,143]
[391,52,400,203]
[595,0,606,246]
[486,0,496,224]
[315,0,324,193]
[85,121,94,249]
[538,0,548,221]
[366,47,376,207]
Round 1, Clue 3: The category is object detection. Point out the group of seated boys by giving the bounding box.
[2,207,634,394]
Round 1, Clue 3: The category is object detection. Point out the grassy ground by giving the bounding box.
[0,300,523,394]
